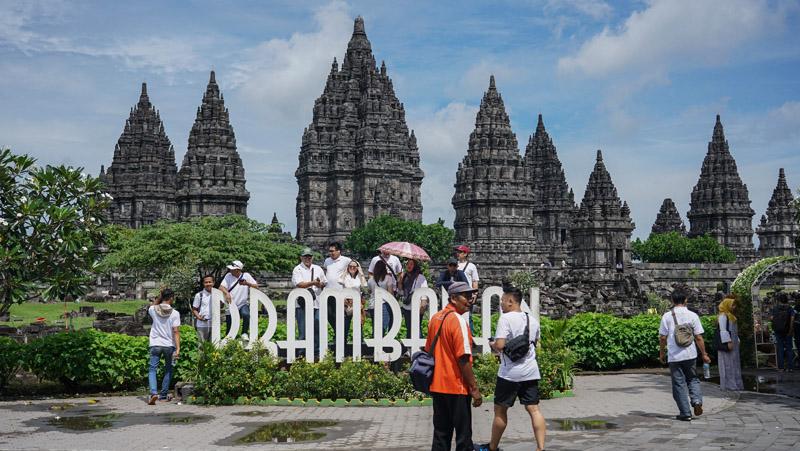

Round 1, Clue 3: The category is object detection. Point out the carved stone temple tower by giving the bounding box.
[756,168,798,257]
[452,76,537,276]
[570,150,635,270]
[295,17,424,248]
[177,71,249,218]
[651,198,686,235]
[687,115,756,261]
[101,83,178,228]
[524,114,577,264]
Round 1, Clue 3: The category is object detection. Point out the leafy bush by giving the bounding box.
[345,215,455,262]
[0,337,23,389]
[632,232,736,263]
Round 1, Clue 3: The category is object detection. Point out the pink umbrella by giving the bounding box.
[379,241,431,262]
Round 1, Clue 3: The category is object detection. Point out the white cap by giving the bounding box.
[227,260,244,270]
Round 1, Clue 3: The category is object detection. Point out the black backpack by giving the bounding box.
[714,316,732,353]
[410,311,453,394]
[503,313,532,362]
[773,305,792,336]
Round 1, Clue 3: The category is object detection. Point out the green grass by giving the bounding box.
[1,300,148,329]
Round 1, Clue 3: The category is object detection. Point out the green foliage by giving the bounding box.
[632,232,736,263]
[472,353,500,396]
[345,215,455,262]
[508,270,539,292]
[646,292,671,315]
[0,337,23,389]
[0,148,111,316]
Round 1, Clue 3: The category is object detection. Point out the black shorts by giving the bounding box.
[494,376,540,407]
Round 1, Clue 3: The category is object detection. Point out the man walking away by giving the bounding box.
[479,287,545,451]
[427,281,482,451]
[772,292,795,371]
[659,286,711,421]
[191,275,214,342]
[219,260,258,340]
[148,288,180,405]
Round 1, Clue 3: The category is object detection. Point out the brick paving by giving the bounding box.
[0,374,798,450]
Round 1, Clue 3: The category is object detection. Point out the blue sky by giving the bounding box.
[1,0,798,240]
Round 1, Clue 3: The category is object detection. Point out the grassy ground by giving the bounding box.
[1,300,148,329]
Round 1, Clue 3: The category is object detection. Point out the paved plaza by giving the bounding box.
[1,373,799,451]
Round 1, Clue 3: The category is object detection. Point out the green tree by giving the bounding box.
[345,215,455,262]
[0,148,110,316]
[100,215,306,300]
[631,232,736,263]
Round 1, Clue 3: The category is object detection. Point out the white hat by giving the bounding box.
[227,260,244,270]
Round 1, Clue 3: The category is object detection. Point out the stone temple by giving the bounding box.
[102,72,249,227]
[295,17,424,248]
[756,168,798,257]
[651,198,686,235]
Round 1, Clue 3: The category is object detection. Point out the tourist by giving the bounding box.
[339,260,368,348]
[772,292,795,372]
[436,258,469,291]
[368,259,396,334]
[427,281,481,451]
[324,242,352,346]
[368,248,403,281]
[191,275,214,342]
[479,286,545,451]
[658,286,711,421]
[716,296,744,391]
[292,248,326,357]
[219,260,258,340]
[454,245,479,332]
[399,258,428,340]
[147,288,180,405]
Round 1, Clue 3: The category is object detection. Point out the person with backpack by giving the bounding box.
[147,288,180,405]
[477,286,545,451]
[715,296,743,390]
[772,292,795,372]
[658,286,711,421]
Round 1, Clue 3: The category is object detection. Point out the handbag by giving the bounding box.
[714,315,732,353]
[503,313,531,362]
[409,311,453,394]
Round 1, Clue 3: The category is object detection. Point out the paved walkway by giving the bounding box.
[0,374,799,450]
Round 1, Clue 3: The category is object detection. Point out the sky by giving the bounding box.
[1,0,798,240]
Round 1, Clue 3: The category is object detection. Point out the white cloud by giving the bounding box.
[558,0,779,77]
[448,60,519,100]
[230,1,352,127]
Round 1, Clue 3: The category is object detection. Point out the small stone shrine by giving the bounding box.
[651,198,686,235]
[756,168,798,257]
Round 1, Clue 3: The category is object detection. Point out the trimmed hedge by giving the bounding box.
[0,337,23,389]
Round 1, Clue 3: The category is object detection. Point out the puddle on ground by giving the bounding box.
[551,418,618,431]
[236,420,339,444]
[231,411,272,417]
[26,411,213,433]
[708,372,800,399]
[48,413,120,431]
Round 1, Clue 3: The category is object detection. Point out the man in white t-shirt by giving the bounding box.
[482,287,545,451]
[219,260,258,340]
[324,242,352,345]
[658,286,711,421]
[455,244,479,332]
[292,247,327,356]
[148,288,181,405]
[368,250,402,281]
[191,275,214,342]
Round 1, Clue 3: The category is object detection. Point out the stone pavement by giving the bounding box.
[0,373,799,450]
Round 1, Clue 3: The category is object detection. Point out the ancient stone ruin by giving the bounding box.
[651,198,686,235]
[756,168,798,257]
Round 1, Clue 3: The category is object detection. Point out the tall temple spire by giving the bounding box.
[651,198,686,235]
[176,70,249,218]
[101,82,178,228]
[295,16,423,248]
[756,168,798,257]
[687,115,756,261]
[571,149,635,270]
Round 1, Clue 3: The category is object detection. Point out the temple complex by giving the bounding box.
[101,83,178,228]
[570,150,635,270]
[176,71,249,218]
[294,17,424,248]
[651,198,686,235]
[687,115,757,261]
[756,168,798,257]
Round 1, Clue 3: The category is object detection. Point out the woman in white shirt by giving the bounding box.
[368,260,396,334]
[339,261,367,345]
[398,259,428,339]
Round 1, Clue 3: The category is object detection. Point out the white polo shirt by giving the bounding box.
[659,306,704,363]
[368,255,402,279]
[324,255,352,289]
[458,261,479,287]
[192,289,212,327]
[291,262,327,308]
[220,272,257,309]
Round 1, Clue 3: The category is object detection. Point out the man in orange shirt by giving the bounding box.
[425,281,482,451]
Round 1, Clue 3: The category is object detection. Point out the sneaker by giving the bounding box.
[693,404,703,416]
[158,394,173,402]
[675,415,692,421]
[148,394,158,405]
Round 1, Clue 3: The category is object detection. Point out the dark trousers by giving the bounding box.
[225,305,251,338]
[776,334,794,370]
[431,393,473,451]
[402,308,423,339]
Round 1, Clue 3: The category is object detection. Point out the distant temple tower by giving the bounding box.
[452,76,537,275]
[524,114,577,264]
[295,17,424,248]
[177,71,249,218]
[756,168,798,257]
[571,150,635,269]
[651,198,686,235]
[101,83,178,228]
[687,115,756,261]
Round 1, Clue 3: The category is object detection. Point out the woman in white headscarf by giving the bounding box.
[339,260,368,348]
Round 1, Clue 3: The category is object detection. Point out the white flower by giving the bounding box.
[81,246,88,252]
[57,238,64,244]
[0,218,7,226]
[16,213,22,218]
[89,217,96,222]
[19,196,27,203]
